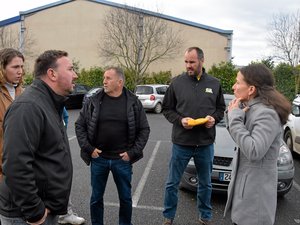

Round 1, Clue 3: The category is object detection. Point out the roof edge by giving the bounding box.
[0,0,233,35]
[0,16,21,27]
[90,0,233,35]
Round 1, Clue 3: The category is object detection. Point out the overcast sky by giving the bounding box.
[0,0,298,66]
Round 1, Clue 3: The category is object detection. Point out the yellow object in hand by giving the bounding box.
[187,117,209,126]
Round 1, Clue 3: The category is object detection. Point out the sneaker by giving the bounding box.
[162,218,173,225]
[58,213,85,225]
[199,218,212,225]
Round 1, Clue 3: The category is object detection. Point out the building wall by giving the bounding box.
[4,0,232,75]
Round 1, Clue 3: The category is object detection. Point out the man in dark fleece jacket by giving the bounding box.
[0,50,77,225]
[75,67,150,225]
[162,47,225,225]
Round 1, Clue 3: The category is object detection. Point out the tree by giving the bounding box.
[99,6,182,86]
[273,63,295,101]
[0,26,36,59]
[0,26,19,49]
[268,11,300,94]
[208,61,238,94]
[260,56,275,70]
[268,11,300,66]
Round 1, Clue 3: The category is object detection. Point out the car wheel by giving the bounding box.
[284,130,293,152]
[154,103,162,114]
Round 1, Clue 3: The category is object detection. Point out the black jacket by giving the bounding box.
[75,88,150,165]
[162,71,226,146]
[0,79,73,222]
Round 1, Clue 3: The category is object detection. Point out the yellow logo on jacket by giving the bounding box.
[205,88,213,94]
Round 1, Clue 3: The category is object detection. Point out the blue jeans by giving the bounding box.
[0,214,58,225]
[163,143,214,221]
[90,157,133,225]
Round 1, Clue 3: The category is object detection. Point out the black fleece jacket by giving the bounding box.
[0,79,72,222]
[162,71,226,146]
[75,87,150,165]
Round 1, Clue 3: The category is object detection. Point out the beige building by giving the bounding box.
[0,0,233,75]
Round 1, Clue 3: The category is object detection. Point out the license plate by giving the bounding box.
[219,172,231,181]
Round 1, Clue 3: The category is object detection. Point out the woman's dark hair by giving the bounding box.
[34,50,68,78]
[240,64,291,125]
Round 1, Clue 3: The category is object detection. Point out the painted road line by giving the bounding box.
[132,140,161,207]
[104,202,164,211]
[68,136,77,141]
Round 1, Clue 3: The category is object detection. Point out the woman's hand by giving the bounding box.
[228,98,249,112]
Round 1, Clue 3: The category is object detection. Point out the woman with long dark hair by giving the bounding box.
[224,64,291,225]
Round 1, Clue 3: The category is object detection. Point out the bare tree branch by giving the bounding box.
[268,10,300,94]
[268,10,300,67]
[99,6,182,85]
[0,26,37,61]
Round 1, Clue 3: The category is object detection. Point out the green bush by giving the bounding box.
[77,67,104,87]
[23,73,34,85]
[273,63,295,101]
[149,71,172,84]
[208,61,238,94]
[124,70,172,91]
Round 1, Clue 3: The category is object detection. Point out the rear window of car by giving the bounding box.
[156,86,168,95]
[135,86,153,94]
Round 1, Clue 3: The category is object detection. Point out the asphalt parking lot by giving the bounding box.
[67,110,300,225]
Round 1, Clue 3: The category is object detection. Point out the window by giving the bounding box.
[292,104,300,117]
[156,86,168,95]
[135,86,153,94]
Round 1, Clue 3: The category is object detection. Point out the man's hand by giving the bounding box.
[91,148,102,158]
[120,152,130,161]
[205,115,215,128]
[181,117,193,129]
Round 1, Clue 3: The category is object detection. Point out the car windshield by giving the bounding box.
[135,86,153,94]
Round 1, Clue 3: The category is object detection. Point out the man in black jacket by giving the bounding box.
[75,67,150,225]
[162,47,226,225]
[0,50,77,225]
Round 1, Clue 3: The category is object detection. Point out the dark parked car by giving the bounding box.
[180,94,294,196]
[65,84,90,109]
[82,87,103,106]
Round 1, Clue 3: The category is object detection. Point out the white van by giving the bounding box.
[284,95,300,154]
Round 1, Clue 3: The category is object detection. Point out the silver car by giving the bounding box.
[135,84,169,113]
[180,94,295,196]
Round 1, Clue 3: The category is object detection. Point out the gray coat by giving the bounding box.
[224,97,281,225]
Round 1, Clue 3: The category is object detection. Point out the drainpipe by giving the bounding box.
[19,14,25,54]
[224,33,233,62]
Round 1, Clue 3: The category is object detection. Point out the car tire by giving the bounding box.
[154,103,162,114]
[284,129,293,152]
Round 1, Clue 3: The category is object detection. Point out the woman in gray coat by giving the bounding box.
[224,64,291,225]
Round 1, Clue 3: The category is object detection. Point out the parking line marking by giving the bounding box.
[293,180,300,192]
[104,202,164,211]
[132,141,161,207]
[68,136,77,141]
